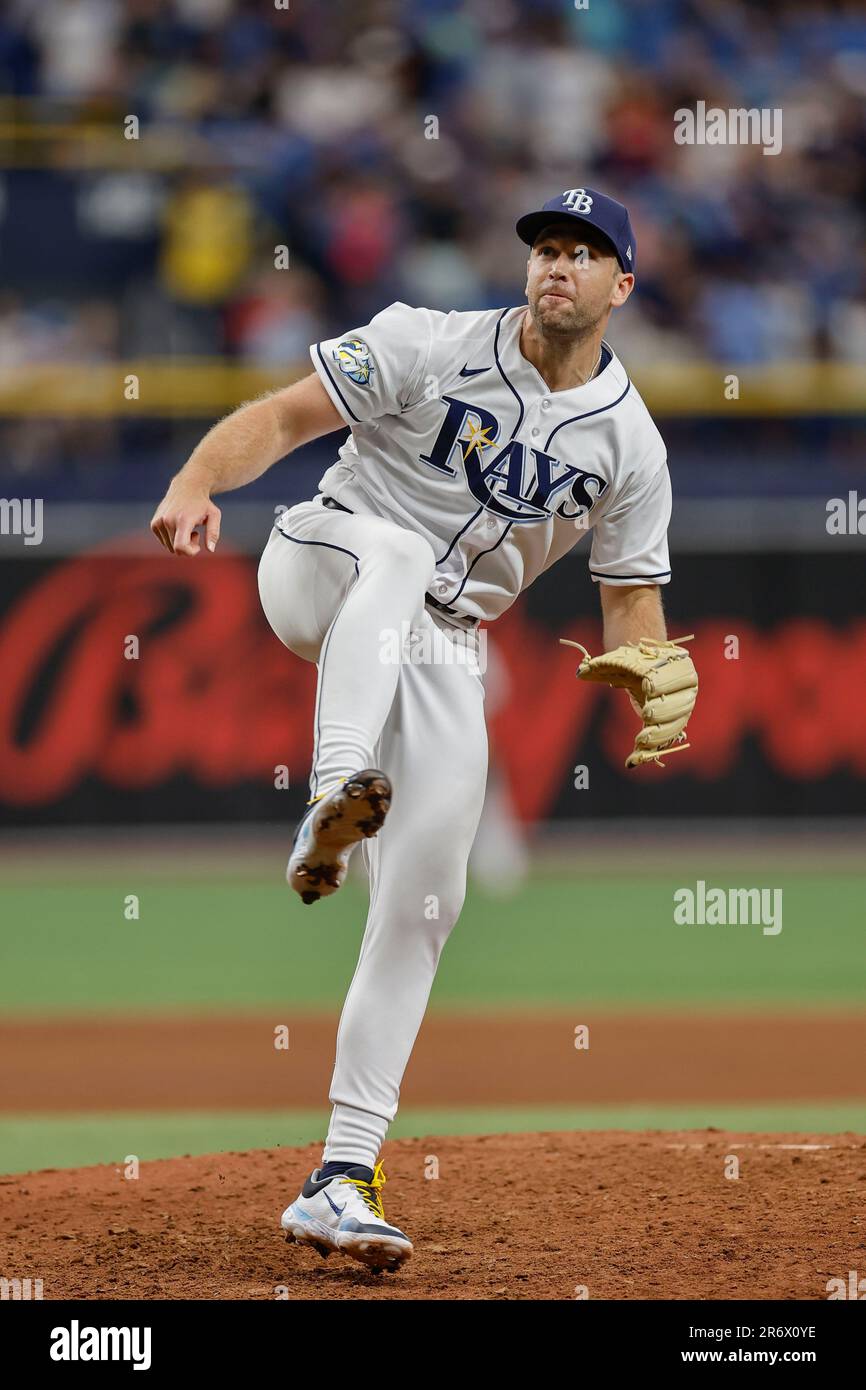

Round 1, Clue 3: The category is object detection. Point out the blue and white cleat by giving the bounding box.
[286,769,392,906]
[280,1163,413,1273]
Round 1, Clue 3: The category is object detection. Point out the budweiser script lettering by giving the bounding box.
[0,550,863,811]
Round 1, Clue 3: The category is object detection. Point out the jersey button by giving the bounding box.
[435,581,448,595]
[486,518,497,529]
[531,427,540,437]
[541,399,551,410]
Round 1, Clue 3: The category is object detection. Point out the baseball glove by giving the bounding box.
[560,634,698,769]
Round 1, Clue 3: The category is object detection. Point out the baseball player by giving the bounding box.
[151,188,698,1274]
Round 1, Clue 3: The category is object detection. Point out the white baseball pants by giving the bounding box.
[257,496,489,1167]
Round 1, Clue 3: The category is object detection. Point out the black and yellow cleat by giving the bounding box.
[286,769,392,905]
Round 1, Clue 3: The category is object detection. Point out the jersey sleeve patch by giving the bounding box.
[310,301,433,426]
[332,338,376,386]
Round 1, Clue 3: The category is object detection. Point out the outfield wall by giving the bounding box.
[1,548,863,824]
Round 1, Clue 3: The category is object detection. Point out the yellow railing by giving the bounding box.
[0,360,862,416]
[0,107,217,170]
[0,363,302,416]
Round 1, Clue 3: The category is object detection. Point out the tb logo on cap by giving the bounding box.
[562,188,594,214]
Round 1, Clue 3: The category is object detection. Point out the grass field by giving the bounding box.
[1,868,863,1014]
[3,1104,866,1176]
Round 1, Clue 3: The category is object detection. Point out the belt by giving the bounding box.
[424,591,479,628]
[321,495,353,515]
[320,494,480,630]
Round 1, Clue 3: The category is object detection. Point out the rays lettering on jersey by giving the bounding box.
[419,394,609,524]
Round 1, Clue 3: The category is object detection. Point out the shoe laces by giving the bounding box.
[342,1162,387,1219]
[292,778,348,848]
[305,776,348,809]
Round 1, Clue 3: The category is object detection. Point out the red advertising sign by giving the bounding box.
[1,548,864,820]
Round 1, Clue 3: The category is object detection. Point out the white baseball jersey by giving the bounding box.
[310,301,671,626]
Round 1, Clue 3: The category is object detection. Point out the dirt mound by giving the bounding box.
[2,1131,864,1300]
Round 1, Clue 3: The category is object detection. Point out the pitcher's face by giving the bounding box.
[525,224,633,338]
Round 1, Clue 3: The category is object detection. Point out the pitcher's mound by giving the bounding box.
[2,1131,862,1300]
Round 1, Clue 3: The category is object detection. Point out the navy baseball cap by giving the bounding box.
[516,187,636,274]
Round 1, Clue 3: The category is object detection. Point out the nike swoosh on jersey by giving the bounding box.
[459,364,490,377]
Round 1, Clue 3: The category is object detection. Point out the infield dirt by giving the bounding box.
[3,1010,865,1110]
[2,1131,864,1300]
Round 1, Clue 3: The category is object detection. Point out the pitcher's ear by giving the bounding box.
[612,272,635,307]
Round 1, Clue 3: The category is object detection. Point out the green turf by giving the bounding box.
[0,870,863,1014]
[1,1103,864,1176]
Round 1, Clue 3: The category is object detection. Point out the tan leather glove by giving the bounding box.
[561,634,698,769]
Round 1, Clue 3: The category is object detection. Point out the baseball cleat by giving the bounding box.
[281,1163,413,1273]
[287,769,391,906]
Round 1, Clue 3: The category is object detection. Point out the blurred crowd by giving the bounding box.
[0,0,865,493]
